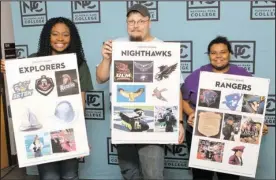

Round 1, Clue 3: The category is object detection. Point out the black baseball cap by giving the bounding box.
[127,4,150,18]
[227,116,234,121]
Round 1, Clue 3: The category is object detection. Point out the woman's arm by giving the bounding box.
[183,99,194,116]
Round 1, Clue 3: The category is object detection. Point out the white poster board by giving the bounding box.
[188,71,270,178]
[111,41,181,144]
[5,53,89,167]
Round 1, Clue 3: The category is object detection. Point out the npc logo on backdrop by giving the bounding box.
[187,1,220,20]
[15,45,29,59]
[230,41,256,74]
[107,138,118,165]
[85,91,105,120]
[20,1,47,27]
[265,94,275,127]
[71,1,101,24]
[107,137,189,169]
[251,1,275,20]
[127,1,159,21]
[164,143,189,169]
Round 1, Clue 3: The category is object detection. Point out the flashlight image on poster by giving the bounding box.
[48,100,79,127]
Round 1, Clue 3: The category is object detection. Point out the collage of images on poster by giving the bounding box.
[112,59,180,133]
[193,88,266,168]
[11,67,82,160]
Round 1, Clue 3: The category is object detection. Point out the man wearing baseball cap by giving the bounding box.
[96,3,185,180]
[222,116,239,141]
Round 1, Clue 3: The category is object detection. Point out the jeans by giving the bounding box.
[186,130,240,180]
[37,158,79,180]
[117,144,164,180]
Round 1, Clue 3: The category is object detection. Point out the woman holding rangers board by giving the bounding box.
[181,36,268,180]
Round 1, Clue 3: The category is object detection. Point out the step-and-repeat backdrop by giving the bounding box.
[10,1,275,179]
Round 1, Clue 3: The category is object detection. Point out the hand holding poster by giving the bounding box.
[111,42,181,144]
[5,53,89,167]
[188,71,270,178]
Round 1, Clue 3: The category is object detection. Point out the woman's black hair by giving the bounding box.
[37,17,86,66]
[207,36,233,54]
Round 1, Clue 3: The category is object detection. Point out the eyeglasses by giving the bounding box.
[127,19,149,26]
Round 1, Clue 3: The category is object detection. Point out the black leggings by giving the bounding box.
[185,130,240,180]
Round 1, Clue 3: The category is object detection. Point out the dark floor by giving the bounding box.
[0,165,262,180]
[1,165,38,180]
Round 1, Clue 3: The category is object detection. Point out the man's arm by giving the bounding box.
[96,40,113,84]
[96,59,111,84]
[119,112,131,123]
[180,76,195,116]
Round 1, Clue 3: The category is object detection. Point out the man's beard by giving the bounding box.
[211,63,230,71]
[129,36,143,42]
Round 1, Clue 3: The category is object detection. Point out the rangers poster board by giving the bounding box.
[188,71,270,178]
[111,41,181,144]
[5,53,89,167]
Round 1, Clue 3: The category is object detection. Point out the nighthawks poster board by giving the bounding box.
[111,42,181,144]
[5,53,89,167]
[188,71,270,178]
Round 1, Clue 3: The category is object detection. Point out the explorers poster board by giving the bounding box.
[5,53,89,167]
[111,41,181,144]
[188,71,270,178]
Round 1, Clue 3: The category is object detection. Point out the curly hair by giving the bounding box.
[37,17,86,66]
